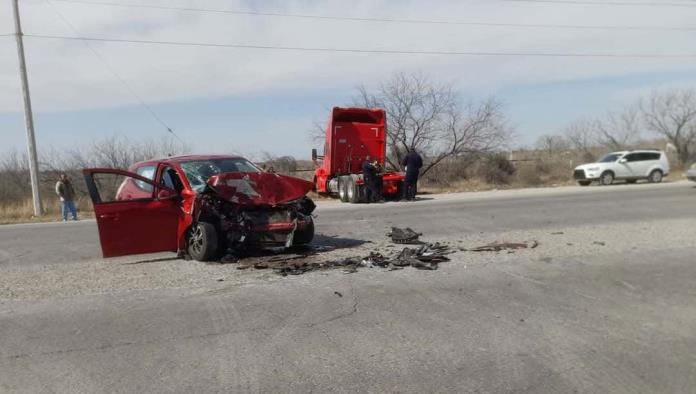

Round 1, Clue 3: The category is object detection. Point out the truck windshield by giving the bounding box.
[180,158,261,192]
[598,153,622,163]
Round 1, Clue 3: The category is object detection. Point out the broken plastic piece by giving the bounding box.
[388,227,423,244]
[468,241,539,252]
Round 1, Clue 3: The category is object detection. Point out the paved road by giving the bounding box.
[1,182,695,393]
[1,181,694,266]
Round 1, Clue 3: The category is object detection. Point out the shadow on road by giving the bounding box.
[123,256,180,265]
[310,234,369,249]
[120,234,370,266]
[207,233,370,265]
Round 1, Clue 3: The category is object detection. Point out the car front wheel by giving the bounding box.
[648,170,663,183]
[599,171,614,186]
[292,218,315,246]
[188,222,219,262]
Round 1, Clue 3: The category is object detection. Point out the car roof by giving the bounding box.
[608,150,663,155]
[130,154,246,169]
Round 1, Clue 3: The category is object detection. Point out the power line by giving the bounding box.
[0,33,16,37]
[43,0,184,144]
[504,0,696,7]
[50,0,696,31]
[24,33,696,59]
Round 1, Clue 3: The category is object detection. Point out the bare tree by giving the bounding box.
[260,152,298,174]
[563,117,596,161]
[595,106,643,151]
[307,121,326,146]
[641,88,696,165]
[0,135,189,206]
[353,72,511,175]
[536,134,570,154]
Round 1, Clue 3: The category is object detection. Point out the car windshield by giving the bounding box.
[598,153,622,163]
[180,158,261,192]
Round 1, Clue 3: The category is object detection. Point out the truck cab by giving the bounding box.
[312,107,404,202]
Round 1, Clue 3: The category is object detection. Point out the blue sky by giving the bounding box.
[2,0,696,159]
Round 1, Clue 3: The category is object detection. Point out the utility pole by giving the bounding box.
[12,0,43,216]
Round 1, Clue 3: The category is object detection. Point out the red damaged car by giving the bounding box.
[83,155,316,261]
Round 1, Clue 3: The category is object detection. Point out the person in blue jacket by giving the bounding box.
[401,149,423,201]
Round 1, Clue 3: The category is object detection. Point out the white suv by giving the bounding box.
[573,150,669,186]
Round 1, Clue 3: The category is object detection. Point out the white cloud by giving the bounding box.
[1,0,695,114]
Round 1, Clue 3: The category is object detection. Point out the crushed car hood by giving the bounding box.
[206,172,314,206]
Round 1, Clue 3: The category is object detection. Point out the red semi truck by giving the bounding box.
[312,107,405,203]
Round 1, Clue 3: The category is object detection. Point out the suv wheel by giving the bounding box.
[599,171,614,186]
[648,170,663,183]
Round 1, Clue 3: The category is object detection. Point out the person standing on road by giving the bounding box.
[362,156,381,203]
[55,173,78,221]
[372,159,384,202]
[401,149,423,201]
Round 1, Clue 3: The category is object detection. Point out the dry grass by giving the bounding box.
[0,197,94,225]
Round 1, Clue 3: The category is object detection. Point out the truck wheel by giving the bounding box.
[292,218,315,245]
[188,222,219,262]
[648,170,663,183]
[338,176,349,202]
[347,176,360,203]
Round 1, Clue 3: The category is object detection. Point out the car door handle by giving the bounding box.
[99,214,119,221]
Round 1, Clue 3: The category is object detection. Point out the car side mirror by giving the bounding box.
[619,158,627,164]
[311,148,318,161]
[157,189,179,201]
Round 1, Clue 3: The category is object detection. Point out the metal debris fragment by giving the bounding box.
[264,242,451,276]
[468,241,539,252]
[388,227,423,244]
[219,227,453,276]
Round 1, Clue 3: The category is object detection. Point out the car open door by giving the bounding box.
[83,168,182,258]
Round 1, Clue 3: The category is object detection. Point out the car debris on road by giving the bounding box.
[467,240,539,252]
[388,227,423,244]
[232,228,452,276]
[295,242,450,275]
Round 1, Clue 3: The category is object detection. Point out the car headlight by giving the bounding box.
[586,167,600,172]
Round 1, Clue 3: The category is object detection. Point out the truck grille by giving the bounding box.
[573,170,586,179]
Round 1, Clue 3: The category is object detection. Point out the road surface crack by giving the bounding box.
[306,282,359,328]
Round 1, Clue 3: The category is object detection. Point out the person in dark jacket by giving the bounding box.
[361,156,381,203]
[55,173,78,221]
[401,149,423,201]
